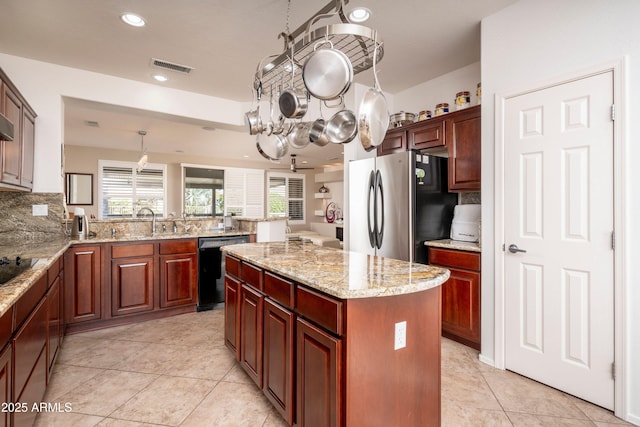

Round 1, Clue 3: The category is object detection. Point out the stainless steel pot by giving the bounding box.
[325,109,357,144]
[358,39,389,151]
[303,40,353,101]
[256,134,288,160]
[288,122,312,149]
[245,109,263,135]
[390,111,415,128]
[279,89,308,119]
[309,118,329,147]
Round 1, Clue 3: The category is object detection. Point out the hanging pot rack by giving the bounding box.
[254,0,384,100]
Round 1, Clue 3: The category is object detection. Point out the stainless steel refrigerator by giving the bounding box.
[348,151,458,263]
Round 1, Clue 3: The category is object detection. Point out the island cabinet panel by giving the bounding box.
[264,271,294,308]
[296,317,342,427]
[0,345,11,427]
[159,253,197,308]
[225,255,241,279]
[296,286,343,336]
[224,274,241,357]
[263,298,295,425]
[241,261,263,291]
[64,245,102,324]
[446,106,481,191]
[111,256,154,316]
[240,283,264,387]
[429,247,481,350]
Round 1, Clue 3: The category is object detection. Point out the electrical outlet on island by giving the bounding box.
[394,321,407,350]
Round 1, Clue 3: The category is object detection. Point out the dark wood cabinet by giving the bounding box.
[376,127,407,156]
[429,247,481,349]
[240,283,264,388]
[0,345,11,427]
[409,118,446,151]
[64,245,102,324]
[46,274,62,376]
[447,106,481,191]
[263,298,295,425]
[111,256,155,316]
[0,67,36,191]
[296,317,342,427]
[379,105,480,192]
[12,294,48,427]
[224,274,241,357]
[159,239,197,308]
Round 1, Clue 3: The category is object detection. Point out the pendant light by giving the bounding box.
[136,130,148,172]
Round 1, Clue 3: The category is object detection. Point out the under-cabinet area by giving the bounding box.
[223,242,448,427]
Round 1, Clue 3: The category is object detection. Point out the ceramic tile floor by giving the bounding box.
[34,309,632,427]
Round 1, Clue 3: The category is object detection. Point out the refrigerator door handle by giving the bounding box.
[367,170,376,248]
[375,169,384,249]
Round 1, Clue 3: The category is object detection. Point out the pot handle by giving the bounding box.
[313,38,334,51]
[323,95,344,109]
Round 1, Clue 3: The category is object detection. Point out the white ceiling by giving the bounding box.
[0,0,515,168]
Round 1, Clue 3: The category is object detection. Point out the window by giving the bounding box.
[268,172,305,223]
[184,167,224,216]
[98,160,167,219]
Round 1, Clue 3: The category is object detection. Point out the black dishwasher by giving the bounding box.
[198,235,250,311]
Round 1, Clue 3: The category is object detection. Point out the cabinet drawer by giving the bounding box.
[264,272,295,308]
[14,274,47,330]
[225,255,241,279]
[159,239,196,255]
[241,262,263,291]
[428,248,480,271]
[112,243,154,259]
[296,286,343,336]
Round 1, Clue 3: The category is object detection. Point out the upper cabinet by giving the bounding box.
[0,68,37,191]
[378,105,480,192]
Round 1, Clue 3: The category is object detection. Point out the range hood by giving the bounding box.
[0,113,14,141]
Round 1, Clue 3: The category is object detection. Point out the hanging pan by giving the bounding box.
[256,134,289,161]
[358,37,389,151]
[303,39,353,101]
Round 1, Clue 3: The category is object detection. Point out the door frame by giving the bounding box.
[493,57,628,417]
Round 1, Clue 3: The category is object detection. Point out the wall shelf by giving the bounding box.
[314,193,332,199]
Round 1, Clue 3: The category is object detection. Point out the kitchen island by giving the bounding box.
[222,241,449,427]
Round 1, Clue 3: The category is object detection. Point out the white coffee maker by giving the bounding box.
[70,207,89,240]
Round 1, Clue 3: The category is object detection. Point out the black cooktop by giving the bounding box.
[0,257,38,286]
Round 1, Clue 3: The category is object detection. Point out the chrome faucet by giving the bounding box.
[136,207,156,234]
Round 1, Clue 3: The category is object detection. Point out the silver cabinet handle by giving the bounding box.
[508,244,527,254]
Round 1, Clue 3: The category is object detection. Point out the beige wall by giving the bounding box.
[64,145,317,223]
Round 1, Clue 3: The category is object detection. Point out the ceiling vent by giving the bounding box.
[151,58,194,74]
[84,120,100,127]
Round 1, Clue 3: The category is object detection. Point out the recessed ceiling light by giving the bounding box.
[202,126,216,131]
[153,74,168,82]
[175,150,184,153]
[243,155,249,158]
[348,7,371,23]
[121,13,146,27]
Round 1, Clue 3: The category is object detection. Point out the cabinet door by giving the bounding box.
[447,106,481,191]
[159,253,197,308]
[47,275,62,375]
[64,245,102,324]
[409,118,446,151]
[225,275,241,357]
[0,345,11,427]
[376,128,406,156]
[20,107,35,189]
[1,85,21,186]
[240,283,264,388]
[441,267,481,349]
[263,298,295,425]
[111,256,154,316]
[297,318,342,427]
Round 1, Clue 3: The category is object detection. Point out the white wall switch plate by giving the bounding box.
[32,204,48,216]
[394,321,407,350]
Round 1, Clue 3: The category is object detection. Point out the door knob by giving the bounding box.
[508,244,527,254]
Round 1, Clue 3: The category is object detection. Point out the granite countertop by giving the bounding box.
[0,230,250,317]
[222,241,450,300]
[425,239,482,253]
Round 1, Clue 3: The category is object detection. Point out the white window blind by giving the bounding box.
[224,168,265,217]
[268,173,305,223]
[98,160,167,219]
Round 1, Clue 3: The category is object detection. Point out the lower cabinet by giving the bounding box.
[263,298,295,425]
[224,274,241,357]
[64,245,102,324]
[239,283,263,388]
[111,256,155,316]
[159,239,197,308]
[0,345,11,427]
[428,247,481,349]
[296,318,342,427]
[46,274,62,376]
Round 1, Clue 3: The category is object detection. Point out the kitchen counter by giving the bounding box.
[0,230,250,317]
[425,238,481,252]
[222,241,450,299]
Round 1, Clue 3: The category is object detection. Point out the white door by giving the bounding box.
[503,71,614,409]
